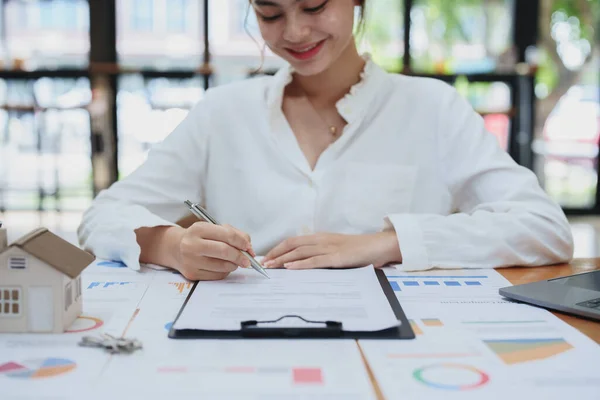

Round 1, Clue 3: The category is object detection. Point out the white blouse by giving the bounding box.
[77,56,574,272]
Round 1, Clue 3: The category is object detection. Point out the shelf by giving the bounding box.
[0,62,213,80]
[0,105,89,112]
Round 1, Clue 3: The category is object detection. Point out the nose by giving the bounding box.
[282,13,310,43]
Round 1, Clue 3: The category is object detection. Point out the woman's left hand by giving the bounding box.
[262,231,402,270]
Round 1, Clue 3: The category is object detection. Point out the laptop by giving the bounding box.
[499,270,600,321]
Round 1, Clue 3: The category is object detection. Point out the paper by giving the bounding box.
[383,267,513,304]
[360,280,600,400]
[174,266,400,332]
[0,334,111,400]
[91,339,377,400]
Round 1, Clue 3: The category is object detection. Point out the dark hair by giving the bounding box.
[245,0,368,74]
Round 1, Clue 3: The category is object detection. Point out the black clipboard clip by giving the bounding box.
[241,315,343,338]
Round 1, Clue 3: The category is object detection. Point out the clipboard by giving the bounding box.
[168,269,415,340]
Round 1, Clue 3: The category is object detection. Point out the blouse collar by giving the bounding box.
[265,53,388,126]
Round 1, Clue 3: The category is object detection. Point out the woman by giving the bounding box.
[77,0,574,281]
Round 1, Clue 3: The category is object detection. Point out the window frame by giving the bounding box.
[0,287,23,317]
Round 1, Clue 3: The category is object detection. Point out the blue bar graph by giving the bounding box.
[465,281,482,286]
[87,282,132,289]
[403,281,420,286]
[390,281,401,292]
[444,281,461,286]
[424,281,440,286]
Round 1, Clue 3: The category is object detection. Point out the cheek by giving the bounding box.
[257,23,281,46]
[317,11,355,40]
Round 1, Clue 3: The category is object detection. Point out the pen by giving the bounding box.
[184,200,270,279]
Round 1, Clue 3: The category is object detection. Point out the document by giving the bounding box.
[173,266,400,332]
[383,267,513,304]
[360,288,600,400]
[93,339,377,400]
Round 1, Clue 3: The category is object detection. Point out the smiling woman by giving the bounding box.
[78,0,574,282]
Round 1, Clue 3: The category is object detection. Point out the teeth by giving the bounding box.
[294,42,319,53]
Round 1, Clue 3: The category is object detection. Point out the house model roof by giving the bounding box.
[2,228,95,278]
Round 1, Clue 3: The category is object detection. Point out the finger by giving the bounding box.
[226,225,257,257]
[182,256,239,274]
[192,222,251,251]
[265,245,323,269]
[185,238,250,268]
[198,240,250,268]
[179,264,232,281]
[284,254,335,270]
[264,235,317,261]
[224,224,252,245]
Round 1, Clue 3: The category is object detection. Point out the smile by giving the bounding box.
[286,40,326,61]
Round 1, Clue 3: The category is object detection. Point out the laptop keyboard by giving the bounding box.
[577,298,600,309]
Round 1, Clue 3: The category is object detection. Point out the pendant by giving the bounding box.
[330,126,337,135]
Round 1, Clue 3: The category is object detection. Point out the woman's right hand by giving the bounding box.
[173,221,255,281]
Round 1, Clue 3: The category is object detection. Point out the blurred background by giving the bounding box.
[0,0,598,256]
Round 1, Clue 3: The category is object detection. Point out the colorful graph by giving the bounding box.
[483,338,574,365]
[387,275,488,288]
[169,282,193,294]
[413,363,489,391]
[422,319,443,327]
[409,320,423,335]
[0,358,76,379]
[157,366,323,385]
[87,282,131,289]
[66,316,104,333]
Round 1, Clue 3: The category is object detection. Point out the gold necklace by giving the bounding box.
[299,87,339,137]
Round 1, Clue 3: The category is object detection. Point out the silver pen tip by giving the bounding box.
[258,267,271,279]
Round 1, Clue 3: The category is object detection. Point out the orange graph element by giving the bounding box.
[169,282,193,294]
[422,319,444,327]
[484,338,574,365]
[409,320,423,335]
[33,365,76,378]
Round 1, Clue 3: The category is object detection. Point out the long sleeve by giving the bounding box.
[386,87,574,271]
[77,99,212,270]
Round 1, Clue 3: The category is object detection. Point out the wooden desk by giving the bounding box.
[497,258,600,344]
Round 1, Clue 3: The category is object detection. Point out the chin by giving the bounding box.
[289,60,331,76]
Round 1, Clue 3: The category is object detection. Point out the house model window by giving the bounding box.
[0,287,22,316]
[9,257,27,270]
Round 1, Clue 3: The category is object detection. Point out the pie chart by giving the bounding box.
[0,358,76,379]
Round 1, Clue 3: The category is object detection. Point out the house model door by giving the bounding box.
[28,287,54,332]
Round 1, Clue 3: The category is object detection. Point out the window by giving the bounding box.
[4,0,90,69]
[410,0,515,74]
[167,0,187,33]
[0,287,22,316]
[64,281,73,311]
[9,256,27,270]
[117,0,204,69]
[130,0,154,32]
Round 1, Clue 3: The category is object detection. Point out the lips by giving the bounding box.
[286,39,326,61]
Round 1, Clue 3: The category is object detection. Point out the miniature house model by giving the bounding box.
[0,226,95,333]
